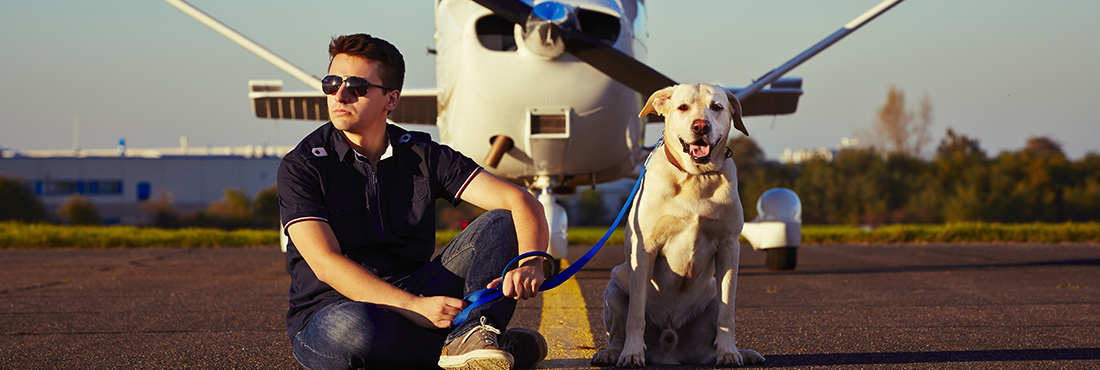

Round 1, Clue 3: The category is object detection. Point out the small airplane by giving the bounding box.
[165,0,903,270]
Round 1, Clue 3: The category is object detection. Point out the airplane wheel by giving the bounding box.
[765,247,797,271]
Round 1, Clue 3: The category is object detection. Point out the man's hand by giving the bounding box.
[391,296,466,329]
[458,171,551,300]
[487,258,546,300]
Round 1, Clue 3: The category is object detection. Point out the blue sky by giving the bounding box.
[1,0,1097,160]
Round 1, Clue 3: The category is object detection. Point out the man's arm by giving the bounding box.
[287,220,464,328]
[458,171,550,300]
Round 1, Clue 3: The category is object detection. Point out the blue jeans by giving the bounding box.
[292,210,521,370]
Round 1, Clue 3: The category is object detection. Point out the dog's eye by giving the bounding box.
[678,104,689,111]
[711,103,723,111]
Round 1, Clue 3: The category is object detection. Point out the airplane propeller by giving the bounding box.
[520,2,569,59]
[471,0,676,96]
[474,0,904,107]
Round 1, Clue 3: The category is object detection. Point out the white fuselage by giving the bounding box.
[433,0,650,187]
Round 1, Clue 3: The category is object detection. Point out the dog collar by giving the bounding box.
[663,141,688,173]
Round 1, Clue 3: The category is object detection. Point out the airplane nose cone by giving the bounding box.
[532,1,568,23]
[523,1,571,59]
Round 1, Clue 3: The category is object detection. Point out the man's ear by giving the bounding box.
[639,85,677,118]
[384,90,401,112]
[725,90,748,137]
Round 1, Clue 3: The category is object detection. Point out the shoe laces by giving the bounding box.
[460,316,501,347]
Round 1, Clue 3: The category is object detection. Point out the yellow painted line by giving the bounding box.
[537,259,599,369]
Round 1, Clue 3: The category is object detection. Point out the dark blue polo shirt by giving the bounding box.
[277,122,480,338]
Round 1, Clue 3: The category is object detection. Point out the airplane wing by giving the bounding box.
[644,78,803,123]
[248,76,800,122]
[247,79,438,124]
[728,78,803,117]
[389,88,439,125]
[247,80,326,120]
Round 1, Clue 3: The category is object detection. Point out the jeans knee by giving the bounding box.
[470,210,517,245]
[297,302,388,364]
[321,305,375,352]
[479,209,515,228]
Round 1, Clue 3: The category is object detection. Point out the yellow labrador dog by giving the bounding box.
[591,84,764,367]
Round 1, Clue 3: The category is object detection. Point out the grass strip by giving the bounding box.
[3,221,1097,249]
[0,222,276,248]
[801,222,1100,244]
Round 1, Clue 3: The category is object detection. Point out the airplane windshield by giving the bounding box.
[476,15,519,52]
[577,9,620,44]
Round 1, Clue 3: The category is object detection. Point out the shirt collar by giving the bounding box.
[381,139,393,161]
[355,141,393,162]
[331,124,393,163]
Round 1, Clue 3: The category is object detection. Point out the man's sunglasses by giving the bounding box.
[321,75,395,97]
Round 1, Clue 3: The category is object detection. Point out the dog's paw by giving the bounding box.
[616,349,646,368]
[714,348,743,367]
[715,348,765,367]
[590,348,621,366]
[740,348,765,365]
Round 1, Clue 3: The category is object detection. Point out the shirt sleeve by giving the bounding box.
[428,142,481,206]
[277,154,329,235]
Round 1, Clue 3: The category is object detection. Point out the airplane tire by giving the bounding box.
[765,247,797,271]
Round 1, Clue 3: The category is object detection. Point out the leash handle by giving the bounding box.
[450,139,664,327]
[451,251,554,327]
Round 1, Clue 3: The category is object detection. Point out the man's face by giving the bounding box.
[326,54,396,134]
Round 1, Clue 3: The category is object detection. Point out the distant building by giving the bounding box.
[0,144,292,224]
[779,137,861,164]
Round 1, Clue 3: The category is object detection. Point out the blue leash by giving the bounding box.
[451,139,663,327]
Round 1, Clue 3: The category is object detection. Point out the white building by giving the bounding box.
[0,145,292,224]
[779,137,861,164]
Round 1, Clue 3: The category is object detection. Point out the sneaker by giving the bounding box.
[438,317,513,370]
[499,327,547,369]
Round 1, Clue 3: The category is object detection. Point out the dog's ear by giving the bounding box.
[725,90,749,137]
[639,85,677,118]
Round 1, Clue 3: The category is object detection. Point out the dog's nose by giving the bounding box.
[692,120,711,135]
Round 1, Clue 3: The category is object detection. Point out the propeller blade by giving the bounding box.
[564,32,676,96]
[471,0,676,96]
[470,0,533,25]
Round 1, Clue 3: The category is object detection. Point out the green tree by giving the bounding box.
[734,128,1100,224]
[933,128,990,222]
[218,188,253,220]
[253,185,280,228]
[936,128,986,168]
[191,188,257,229]
[885,153,936,223]
[57,195,101,225]
[0,176,47,222]
[730,136,794,221]
[571,187,608,226]
[142,192,180,228]
[791,148,890,225]
[1064,153,1100,221]
[985,136,1069,222]
[729,136,766,173]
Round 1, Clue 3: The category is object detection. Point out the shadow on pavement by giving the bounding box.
[766,347,1100,366]
[741,258,1100,276]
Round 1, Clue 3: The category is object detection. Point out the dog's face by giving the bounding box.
[639,84,748,174]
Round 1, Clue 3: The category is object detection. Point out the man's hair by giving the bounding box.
[328,34,405,92]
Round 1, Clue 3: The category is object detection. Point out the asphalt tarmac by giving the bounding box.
[2,242,1098,369]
